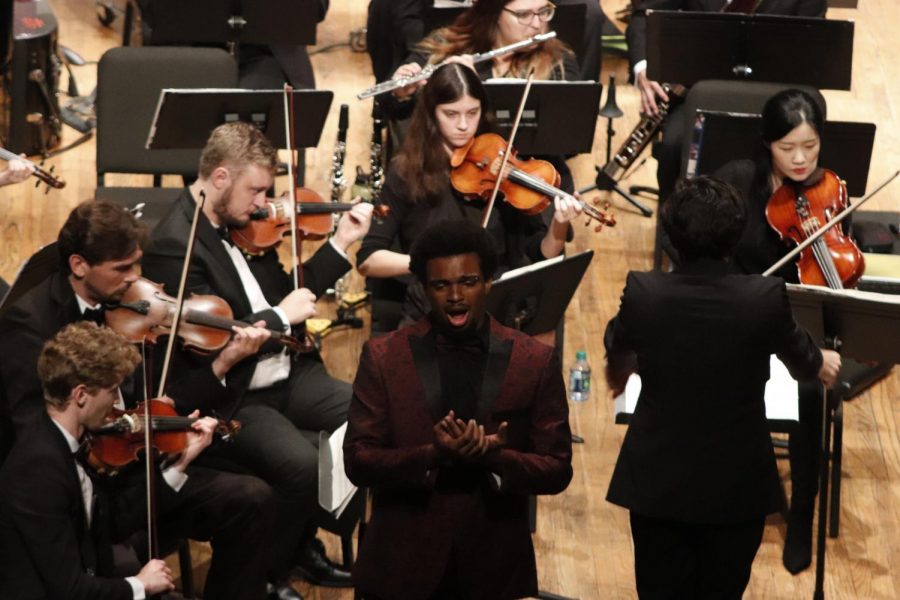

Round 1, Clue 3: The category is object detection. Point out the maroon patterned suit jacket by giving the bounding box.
[344,316,573,600]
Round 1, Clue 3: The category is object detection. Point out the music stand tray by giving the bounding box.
[689,110,876,197]
[486,250,593,335]
[146,88,334,150]
[646,11,854,90]
[484,81,601,155]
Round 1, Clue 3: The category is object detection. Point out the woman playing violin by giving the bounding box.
[358,63,582,326]
[715,89,833,283]
[714,88,844,576]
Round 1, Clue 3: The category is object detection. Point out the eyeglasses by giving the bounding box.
[502,2,556,25]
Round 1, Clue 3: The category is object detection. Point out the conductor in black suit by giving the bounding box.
[141,121,373,589]
[604,176,841,599]
[0,322,219,599]
[625,0,828,201]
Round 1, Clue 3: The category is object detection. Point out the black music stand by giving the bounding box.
[483,81,601,156]
[146,89,333,151]
[424,2,586,65]
[646,11,854,90]
[785,285,900,600]
[487,250,593,335]
[688,111,876,197]
[146,0,318,47]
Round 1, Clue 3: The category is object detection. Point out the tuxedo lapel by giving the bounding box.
[476,323,513,424]
[408,330,442,423]
[181,189,250,314]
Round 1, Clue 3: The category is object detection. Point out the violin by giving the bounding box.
[87,399,240,475]
[449,133,616,231]
[105,277,304,353]
[230,192,390,255]
[766,168,865,289]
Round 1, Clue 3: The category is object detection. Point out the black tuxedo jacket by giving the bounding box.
[344,317,572,599]
[141,188,351,410]
[626,0,827,72]
[605,260,822,524]
[0,268,226,429]
[0,413,176,600]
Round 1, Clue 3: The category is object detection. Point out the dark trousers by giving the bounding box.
[629,512,765,600]
[789,379,824,512]
[154,466,275,600]
[201,358,351,575]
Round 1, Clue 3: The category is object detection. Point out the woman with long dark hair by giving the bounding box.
[358,62,581,324]
[715,88,831,575]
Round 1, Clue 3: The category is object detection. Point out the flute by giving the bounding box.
[357,31,557,100]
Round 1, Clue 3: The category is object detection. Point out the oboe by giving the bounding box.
[357,31,557,100]
[601,83,686,182]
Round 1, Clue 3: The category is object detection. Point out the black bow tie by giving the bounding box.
[82,306,106,325]
[216,225,234,245]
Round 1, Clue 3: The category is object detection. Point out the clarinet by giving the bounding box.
[601,83,686,181]
[368,102,385,202]
[331,104,349,203]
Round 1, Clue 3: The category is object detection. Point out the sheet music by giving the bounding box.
[614,355,800,422]
[494,253,567,282]
[318,422,357,518]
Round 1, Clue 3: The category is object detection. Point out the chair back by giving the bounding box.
[96,46,238,181]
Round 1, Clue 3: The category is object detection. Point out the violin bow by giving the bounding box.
[763,170,899,277]
[283,84,305,290]
[481,68,536,228]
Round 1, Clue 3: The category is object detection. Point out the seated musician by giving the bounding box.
[0,200,276,600]
[624,0,828,201]
[604,176,841,598]
[365,0,605,83]
[0,322,216,600]
[345,218,573,600]
[141,121,374,595]
[714,88,839,574]
[384,0,579,117]
[357,62,582,326]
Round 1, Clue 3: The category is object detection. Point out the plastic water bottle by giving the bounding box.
[569,350,591,402]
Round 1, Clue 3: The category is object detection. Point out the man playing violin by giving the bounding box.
[346,219,573,599]
[141,121,374,593]
[0,321,219,600]
[0,200,277,600]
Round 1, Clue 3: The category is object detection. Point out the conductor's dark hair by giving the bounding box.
[661,176,747,261]
[57,200,148,273]
[409,219,498,284]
